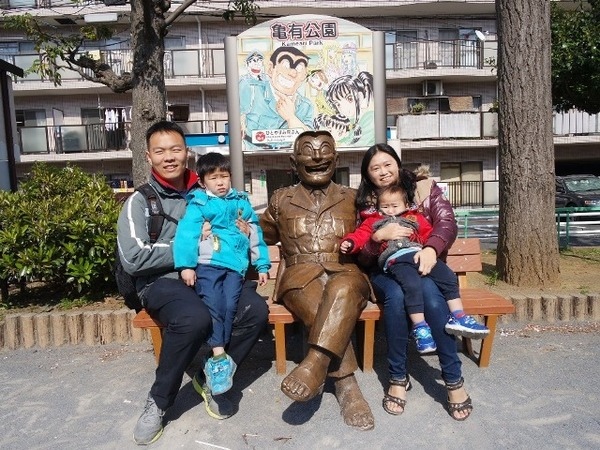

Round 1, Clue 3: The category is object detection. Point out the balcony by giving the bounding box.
[16,109,600,157]
[4,47,225,84]
[396,110,600,141]
[385,39,497,74]
[0,0,105,9]
[16,120,228,158]
[4,37,495,87]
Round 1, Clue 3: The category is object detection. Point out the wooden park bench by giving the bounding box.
[133,238,515,374]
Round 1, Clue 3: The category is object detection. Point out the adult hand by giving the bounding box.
[371,222,412,243]
[236,218,251,236]
[201,221,211,240]
[413,246,437,275]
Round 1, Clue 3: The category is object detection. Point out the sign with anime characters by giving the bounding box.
[236,15,375,151]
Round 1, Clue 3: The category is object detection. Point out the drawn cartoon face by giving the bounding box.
[308,71,327,90]
[341,51,355,67]
[331,93,357,120]
[268,50,308,97]
[246,53,264,79]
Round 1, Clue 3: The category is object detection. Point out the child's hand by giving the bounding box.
[340,239,353,254]
[258,272,268,286]
[180,269,196,287]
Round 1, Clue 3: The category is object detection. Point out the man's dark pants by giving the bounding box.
[143,277,268,410]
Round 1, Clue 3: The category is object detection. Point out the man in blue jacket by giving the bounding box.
[117,121,268,445]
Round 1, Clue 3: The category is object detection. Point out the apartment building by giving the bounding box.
[1,0,599,209]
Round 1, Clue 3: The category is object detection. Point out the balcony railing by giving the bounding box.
[385,39,497,71]
[4,38,495,85]
[444,180,499,208]
[396,110,600,141]
[0,0,105,9]
[17,108,600,155]
[4,47,226,83]
[17,120,227,155]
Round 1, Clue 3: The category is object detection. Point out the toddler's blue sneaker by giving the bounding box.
[445,315,490,339]
[412,325,437,354]
[204,353,237,395]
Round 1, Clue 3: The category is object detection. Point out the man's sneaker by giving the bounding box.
[192,373,235,420]
[445,314,490,339]
[412,325,437,354]
[133,394,164,445]
[203,353,237,395]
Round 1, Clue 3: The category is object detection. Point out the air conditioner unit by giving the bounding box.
[422,80,443,96]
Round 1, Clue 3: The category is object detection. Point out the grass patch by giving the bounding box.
[560,247,600,262]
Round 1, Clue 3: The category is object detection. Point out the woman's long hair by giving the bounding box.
[356,143,417,212]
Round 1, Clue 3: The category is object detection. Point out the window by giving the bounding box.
[244,172,252,194]
[168,104,190,122]
[16,109,46,127]
[16,109,48,154]
[81,108,104,124]
[334,167,350,186]
[385,30,418,70]
[165,36,185,50]
[440,161,482,207]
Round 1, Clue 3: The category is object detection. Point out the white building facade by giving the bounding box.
[1,0,599,209]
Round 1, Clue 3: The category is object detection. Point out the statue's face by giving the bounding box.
[291,132,338,188]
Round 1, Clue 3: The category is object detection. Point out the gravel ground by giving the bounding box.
[0,323,599,450]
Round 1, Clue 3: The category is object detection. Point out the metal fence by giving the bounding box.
[455,207,600,248]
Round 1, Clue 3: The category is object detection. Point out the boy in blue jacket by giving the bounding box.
[174,152,270,395]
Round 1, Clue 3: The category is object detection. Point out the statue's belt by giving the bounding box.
[285,252,353,266]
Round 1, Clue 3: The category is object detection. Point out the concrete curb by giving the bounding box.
[1,293,599,350]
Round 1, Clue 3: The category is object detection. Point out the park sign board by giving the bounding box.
[236,14,375,151]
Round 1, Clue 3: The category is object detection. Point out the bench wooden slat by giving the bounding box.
[132,239,515,373]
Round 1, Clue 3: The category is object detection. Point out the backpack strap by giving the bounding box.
[136,183,178,244]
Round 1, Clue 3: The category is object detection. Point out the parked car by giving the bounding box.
[555,175,600,208]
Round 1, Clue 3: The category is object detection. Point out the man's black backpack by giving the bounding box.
[114,183,177,311]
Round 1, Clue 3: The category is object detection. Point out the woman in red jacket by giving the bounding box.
[356,143,473,421]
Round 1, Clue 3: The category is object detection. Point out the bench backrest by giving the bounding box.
[445,238,483,289]
[246,245,282,280]
[249,238,483,290]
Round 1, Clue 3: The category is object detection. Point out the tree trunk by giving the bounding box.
[496,0,560,286]
[129,0,168,187]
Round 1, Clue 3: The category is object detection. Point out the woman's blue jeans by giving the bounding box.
[370,271,462,384]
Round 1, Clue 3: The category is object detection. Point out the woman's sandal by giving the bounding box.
[382,376,412,415]
[446,377,473,421]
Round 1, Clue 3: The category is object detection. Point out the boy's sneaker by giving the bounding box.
[133,394,164,445]
[192,373,235,420]
[412,325,437,354]
[203,353,237,395]
[445,314,490,339]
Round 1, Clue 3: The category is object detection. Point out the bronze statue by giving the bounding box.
[260,130,374,430]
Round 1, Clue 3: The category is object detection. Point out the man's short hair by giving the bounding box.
[270,46,309,65]
[145,120,185,148]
